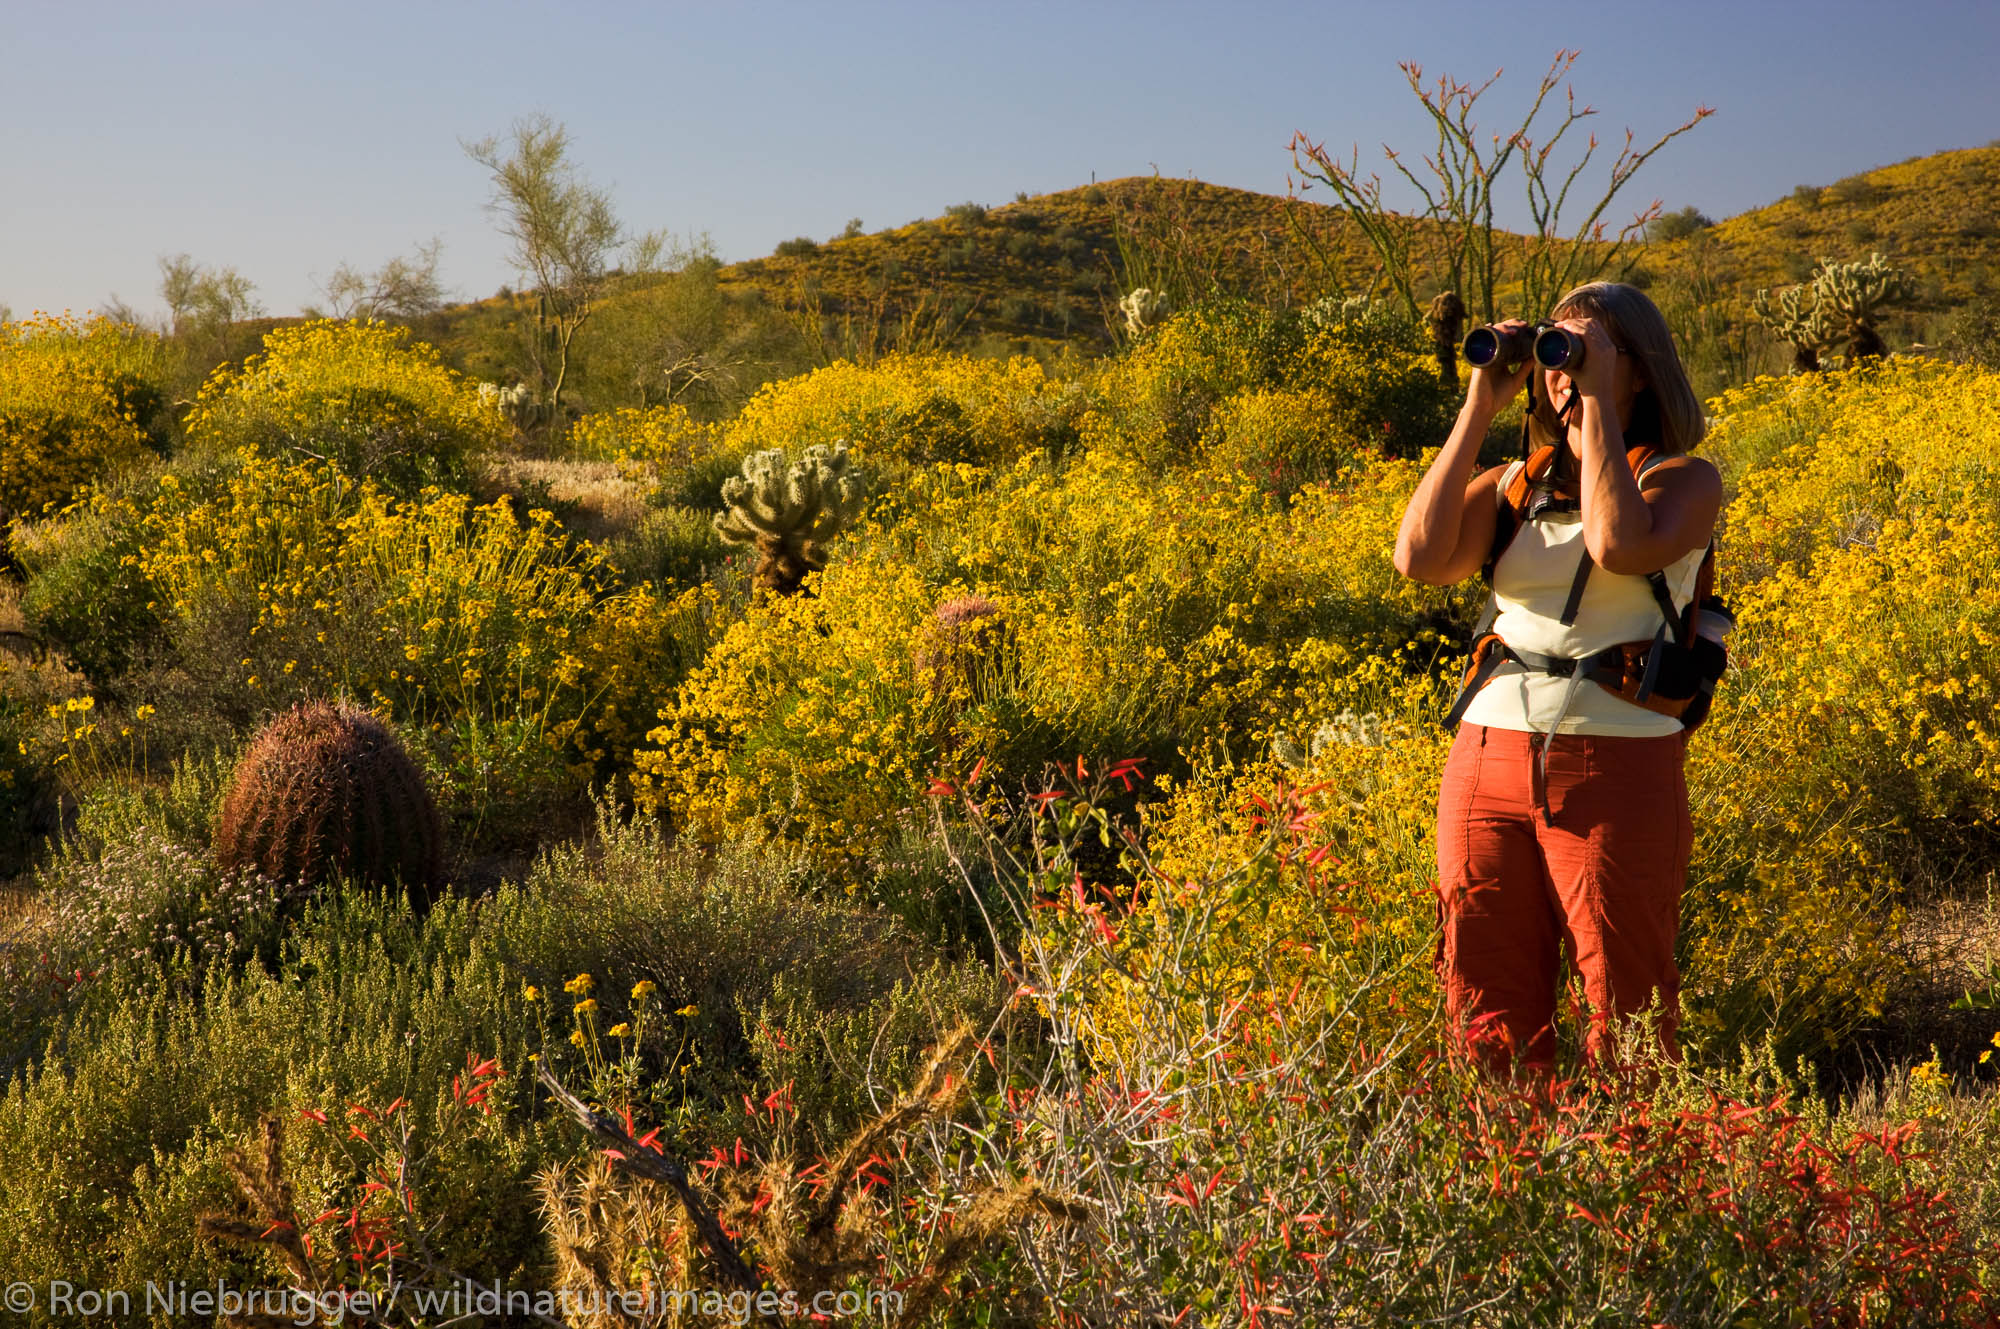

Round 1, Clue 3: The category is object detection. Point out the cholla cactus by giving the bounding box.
[1814,252,1915,362]
[1752,282,1842,374]
[1300,293,1403,340]
[1118,287,1169,337]
[479,380,544,432]
[713,443,869,596]
[1755,253,1916,372]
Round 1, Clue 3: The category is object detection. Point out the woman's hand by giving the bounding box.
[1466,318,1536,419]
[1548,314,1620,404]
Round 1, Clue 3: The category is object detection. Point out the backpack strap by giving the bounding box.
[1482,449,1554,585]
[1559,553,1594,627]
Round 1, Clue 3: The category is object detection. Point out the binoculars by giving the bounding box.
[1462,322,1591,372]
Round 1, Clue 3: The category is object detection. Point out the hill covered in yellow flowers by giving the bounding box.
[416,144,1999,408]
[709,144,2000,342]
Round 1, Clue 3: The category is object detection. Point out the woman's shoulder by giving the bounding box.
[1636,450,1722,499]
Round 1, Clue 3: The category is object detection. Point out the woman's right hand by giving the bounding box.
[1465,319,1535,419]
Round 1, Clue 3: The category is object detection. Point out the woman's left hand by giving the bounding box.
[1552,315,1620,400]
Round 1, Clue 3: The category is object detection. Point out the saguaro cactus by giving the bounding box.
[713,443,869,596]
[215,700,444,897]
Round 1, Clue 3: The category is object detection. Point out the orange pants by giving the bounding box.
[1434,722,1692,1074]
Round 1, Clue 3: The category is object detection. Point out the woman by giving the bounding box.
[1393,282,1721,1075]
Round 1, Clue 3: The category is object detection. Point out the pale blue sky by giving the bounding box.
[5,0,1996,319]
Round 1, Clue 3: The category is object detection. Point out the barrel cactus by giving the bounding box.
[713,443,869,596]
[916,595,1015,749]
[215,700,444,897]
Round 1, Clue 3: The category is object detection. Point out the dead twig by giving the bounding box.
[534,1058,776,1322]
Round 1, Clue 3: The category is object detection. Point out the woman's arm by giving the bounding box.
[1577,423,1722,575]
[1559,317,1723,574]
[1394,327,1531,586]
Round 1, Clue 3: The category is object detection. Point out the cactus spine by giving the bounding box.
[713,443,869,596]
[215,701,443,896]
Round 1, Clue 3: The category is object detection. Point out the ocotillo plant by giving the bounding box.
[1752,281,1842,374]
[1814,251,1915,363]
[713,443,869,596]
[215,700,444,897]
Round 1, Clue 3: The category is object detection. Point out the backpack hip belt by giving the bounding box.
[1445,442,1730,738]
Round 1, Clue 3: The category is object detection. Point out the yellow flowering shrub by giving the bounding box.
[1080,304,1453,475]
[0,315,159,527]
[132,452,594,718]
[566,403,715,466]
[634,559,944,858]
[1712,360,2000,583]
[1077,302,1283,470]
[1200,385,1352,498]
[186,319,505,492]
[1092,660,1453,1057]
[113,451,681,833]
[1290,330,1455,463]
[634,450,1469,864]
[719,351,1077,473]
[568,580,735,791]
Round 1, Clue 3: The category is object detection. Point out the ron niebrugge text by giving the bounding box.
[26,1279,903,1323]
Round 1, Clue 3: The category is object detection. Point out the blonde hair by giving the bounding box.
[1547,281,1706,455]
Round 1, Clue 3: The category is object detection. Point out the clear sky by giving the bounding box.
[5,0,1996,320]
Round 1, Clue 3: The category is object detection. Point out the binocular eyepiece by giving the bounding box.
[1462,323,1590,372]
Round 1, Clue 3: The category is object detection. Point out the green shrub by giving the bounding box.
[1081,300,1450,473]
[0,889,556,1292]
[608,503,728,587]
[481,806,998,1137]
[13,501,160,695]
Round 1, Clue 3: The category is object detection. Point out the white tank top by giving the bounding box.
[1459,463,1707,737]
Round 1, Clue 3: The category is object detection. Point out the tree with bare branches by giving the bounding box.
[464,114,623,418]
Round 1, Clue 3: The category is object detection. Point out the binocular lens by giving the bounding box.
[1534,328,1584,371]
[1462,326,1503,368]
